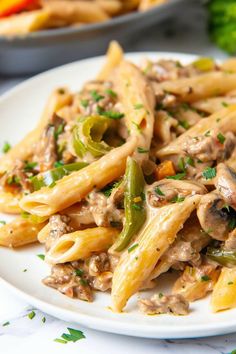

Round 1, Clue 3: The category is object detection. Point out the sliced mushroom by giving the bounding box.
[197,191,232,241]
[215,163,236,210]
[146,179,207,208]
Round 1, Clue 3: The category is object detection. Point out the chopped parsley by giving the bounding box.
[228,281,234,285]
[204,228,213,234]
[90,90,104,102]
[201,275,211,282]
[23,269,27,272]
[202,167,216,180]
[97,106,124,119]
[28,311,36,320]
[217,132,226,144]
[7,175,21,186]
[80,99,89,108]
[171,195,185,203]
[74,269,84,277]
[131,121,141,132]
[132,203,143,211]
[221,101,229,107]
[204,130,211,137]
[101,180,121,198]
[24,161,38,172]
[179,120,190,130]
[166,172,186,180]
[137,147,149,153]
[159,292,164,299]
[54,124,64,140]
[54,338,67,344]
[216,118,221,122]
[155,187,165,196]
[60,328,86,343]
[37,254,45,261]
[105,89,117,98]
[2,141,11,154]
[2,321,10,327]
[80,278,88,286]
[0,220,6,225]
[134,103,144,109]
[223,204,230,212]
[42,317,46,323]
[186,156,195,167]
[178,157,186,172]
[128,243,139,253]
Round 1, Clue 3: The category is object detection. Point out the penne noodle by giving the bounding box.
[37,222,50,244]
[173,266,220,302]
[157,105,236,158]
[46,227,119,264]
[193,96,236,114]
[211,267,236,312]
[111,195,200,312]
[0,88,72,174]
[97,41,124,80]
[0,217,46,248]
[222,58,236,73]
[20,137,137,217]
[0,10,50,36]
[0,191,22,214]
[95,0,123,15]
[158,71,236,103]
[139,0,167,11]
[113,60,155,160]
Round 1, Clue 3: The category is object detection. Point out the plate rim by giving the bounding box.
[1,50,236,340]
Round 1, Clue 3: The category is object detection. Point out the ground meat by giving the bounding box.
[138,294,189,316]
[1,159,31,193]
[91,271,113,292]
[88,253,110,276]
[45,214,73,250]
[43,263,93,302]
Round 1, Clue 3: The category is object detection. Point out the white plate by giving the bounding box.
[1,52,236,339]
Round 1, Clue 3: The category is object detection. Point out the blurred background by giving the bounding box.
[0,0,233,91]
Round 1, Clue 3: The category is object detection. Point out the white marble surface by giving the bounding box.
[0,1,236,353]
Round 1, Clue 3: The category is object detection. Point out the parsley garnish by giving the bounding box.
[54,161,64,168]
[178,157,186,172]
[23,269,27,272]
[228,218,236,231]
[80,278,88,286]
[0,220,6,225]
[186,156,195,167]
[166,172,186,180]
[28,311,36,320]
[54,338,67,344]
[155,187,165,196]
[2,141,11,154]
[217,132,226,144]
[228,281,234,285]
[202,167,216,180]
[134,103,144,109]
[201,275,211,282]
[179,120,190,130]
[37,254,45,261]
[24,161,38,171]
[128,243,139,253]
[42,317,46,323]
[60,328,86,343]
[80,99,89,108]
[97,106,124,119]
[171,196,185,203]
[159,292,163,298]
[132,121,141,132]
[54,124,64,140]
[105,89,117,98]
[137,147,149,153]
[204,130,211,137]
[7,175,21,185]
[132,203,143,211]
[74,269,84,277]
[2,321,10,326]
[221,101,229,107]
[90,90,104,102]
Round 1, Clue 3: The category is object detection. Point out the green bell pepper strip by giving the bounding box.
[113,157,146,252]
[73,115,112,158]
[31,162,88,191]
[206,247,236,266]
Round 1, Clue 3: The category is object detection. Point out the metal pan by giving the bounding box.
[0,0,185,76]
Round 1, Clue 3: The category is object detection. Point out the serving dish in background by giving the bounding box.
[0,0,185,76]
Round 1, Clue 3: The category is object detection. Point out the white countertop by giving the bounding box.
[0,1,235,353]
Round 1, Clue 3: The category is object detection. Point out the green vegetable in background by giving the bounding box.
[113,157,146,252]
[208,0,236,54]
[31,162,88,191]
[206,247,236,266]
[73,115,112,158]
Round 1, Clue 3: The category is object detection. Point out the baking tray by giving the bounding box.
[0,0,186,76]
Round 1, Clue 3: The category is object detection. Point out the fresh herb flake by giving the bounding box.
[229,218,236,231]
[177,157,186,172]
[37,254,45,261]
[54,338,67,344]
[204,130,211,137]
[131,203,143,211]
[201,275,211,282]
[186,156,195,167]
[42,317,46,323]
[24,161,38,171]
[128,243,139,253]
[159,292,163,299]
[105,89,117,98]
[202,167,216,180]
[54,161,64,168]
[171,195,185,203]
[80,99,89,108]
[137,147,149,153]
[155,187,165,196]
[228,281,234,285]
[166,172,186,180]
[221,101,229,107]
[91,90,104,102]
[134,103,144,109]
[179,120,190,130]
[2,321,10,326]
[74,268,84,277]
[28,311,36,320]
[217,132,226,144]
[0,220,6,225]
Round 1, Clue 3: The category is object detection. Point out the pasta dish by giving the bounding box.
[1,42,236,316]
[0,0,168,36]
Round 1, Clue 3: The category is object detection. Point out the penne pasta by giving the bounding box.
[157,105,236,158]
[20,138,137,217]
[97,41,124,80]
[158,71,236,103]
[0,88,72,174]
[211,267,236,312]
[193,96,236,114]
[46,227,119,264]
[0,191,22,214]
[113,60,155,160]
[139,0,167,11]
[0,217,46,248]
[111,195,200,312]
